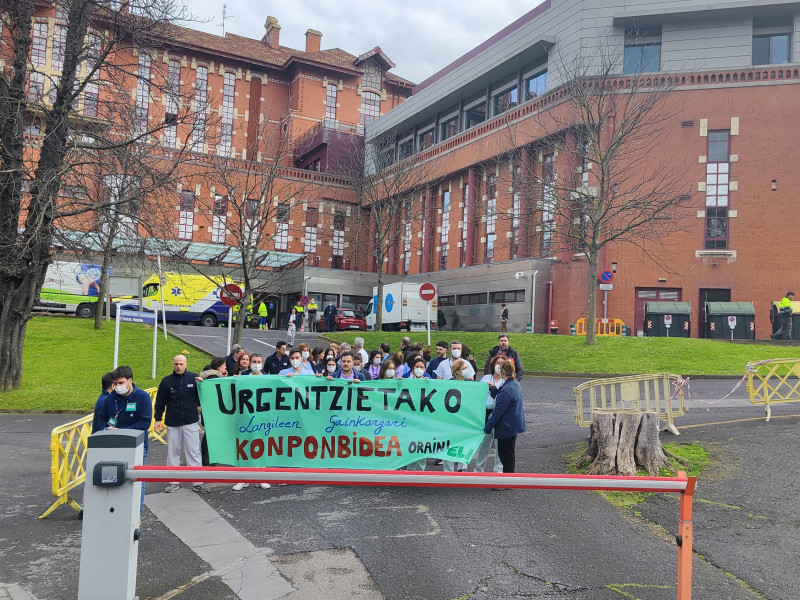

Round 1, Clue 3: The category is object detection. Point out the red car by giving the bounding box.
[316,309,367,332]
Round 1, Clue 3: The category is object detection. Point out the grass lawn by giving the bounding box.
[325,331,800,375]
[0,316,211,412]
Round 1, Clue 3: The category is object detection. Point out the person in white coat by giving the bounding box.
[475,355,505,473]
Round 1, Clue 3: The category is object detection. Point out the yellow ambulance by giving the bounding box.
[121,273,243,327]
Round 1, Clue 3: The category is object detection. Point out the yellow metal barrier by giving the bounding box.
[746,358,800,421]
[146,387,167,445]
[40,387,162,519]
[573,373,687,436]
[575,318,625,337]
[40,413,93,519]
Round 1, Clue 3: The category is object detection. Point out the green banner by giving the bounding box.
[198,375,487,469]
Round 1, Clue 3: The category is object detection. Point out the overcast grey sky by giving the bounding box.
[186,1,545,84]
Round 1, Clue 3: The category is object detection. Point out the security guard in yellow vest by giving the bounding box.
[307,298,319,332]
[294,301,305,331]
[258,301,268,330]
[772,291,795,340]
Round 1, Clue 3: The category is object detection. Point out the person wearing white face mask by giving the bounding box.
[278,349,309,376]
[377,359,398,380]
[367,350,382,380]
[474,355,506,473]
[232,355,273,492]
[240,353,266,375]
[405,356,430,380]
[404,356,431,472]
[435,340,475,472]
[484,360,526,479]
[320,356,339,379]
[295,343,316,375]
[92,365,152,507]
[434,340,475,382]
[352,353,371,380]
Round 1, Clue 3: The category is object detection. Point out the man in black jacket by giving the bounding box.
[265,341,291,374]
[154,355,209,493]
[483,334,524,381]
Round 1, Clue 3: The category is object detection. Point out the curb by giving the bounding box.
[528,372,744,380]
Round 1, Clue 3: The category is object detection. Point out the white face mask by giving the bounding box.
[251,363,263,373]
[494,365,502,375]
[450,349,461,359]
[290,358,301,369]
[327,364,336,373]
[414,367,425,378]
[373,357,381,365]
[301,351,310,359]
[114,383,129,395]
[386,369,396,378]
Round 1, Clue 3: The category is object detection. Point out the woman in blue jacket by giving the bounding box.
[484,360,526,473]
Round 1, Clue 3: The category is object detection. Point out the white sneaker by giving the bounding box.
[259,483,271,489]
[232,482,249,492]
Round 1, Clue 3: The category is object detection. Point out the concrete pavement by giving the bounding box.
[0,324,797,599]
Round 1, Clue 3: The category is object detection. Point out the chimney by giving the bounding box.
[305,29,322,53]
[263,16,280,49]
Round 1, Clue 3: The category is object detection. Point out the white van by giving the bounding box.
[35,261,110,318]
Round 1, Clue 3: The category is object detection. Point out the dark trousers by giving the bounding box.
[773,314,793,340]
[496,436,517,473]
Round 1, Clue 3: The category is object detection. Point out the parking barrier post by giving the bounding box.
[78,430,143,600]
[677,472,697,600]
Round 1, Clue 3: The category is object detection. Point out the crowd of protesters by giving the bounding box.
[92,333,527,495]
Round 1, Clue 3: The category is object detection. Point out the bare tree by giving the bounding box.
[502,37,693,344]
[338,130,437,331]
[0,0,200,389]
[156,106,319,345]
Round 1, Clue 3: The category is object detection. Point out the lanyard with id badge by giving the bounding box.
[107,397,137,427]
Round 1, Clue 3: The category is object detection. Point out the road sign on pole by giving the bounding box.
[219,283,243,307]
[299,295,310,307]
[599,270,614,283]
[419,282,436,302]
[419,283,436,348]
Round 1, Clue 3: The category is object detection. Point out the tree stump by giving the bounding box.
[577,410,673,476]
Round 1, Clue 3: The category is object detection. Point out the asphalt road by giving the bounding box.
[1,326,798,599]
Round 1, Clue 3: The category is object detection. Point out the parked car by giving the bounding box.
[316,309,367,332]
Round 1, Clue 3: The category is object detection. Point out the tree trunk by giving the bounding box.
[232,292,251,346]
[94,222,118,329]
[375,254,385,331]
[0,262,48,390]
[577,410,672,476]
[585,247,599,345]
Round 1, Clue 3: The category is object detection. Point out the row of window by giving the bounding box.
[392,66,548,162]
[27,27,384,152]
[623,22,794,75]
[437,290,526,306]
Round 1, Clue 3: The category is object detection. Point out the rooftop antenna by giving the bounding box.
[219,4,233,36]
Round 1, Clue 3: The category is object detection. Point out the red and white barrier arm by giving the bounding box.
[131,466,692,493]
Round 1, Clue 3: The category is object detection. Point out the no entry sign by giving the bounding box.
[219,283,243,307]
[419,282,436,302]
